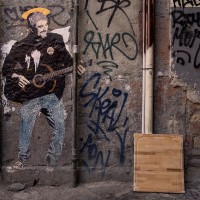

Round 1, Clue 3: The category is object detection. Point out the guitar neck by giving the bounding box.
[43,67,73,81]
[41,59,92,81]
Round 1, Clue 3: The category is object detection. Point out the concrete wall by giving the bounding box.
[1,0,200,186]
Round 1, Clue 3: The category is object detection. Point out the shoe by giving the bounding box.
[45,155,56,172]
[12,161,24,170]
[6,161,24,173]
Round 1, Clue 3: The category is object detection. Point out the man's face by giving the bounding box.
[35,20,48,38]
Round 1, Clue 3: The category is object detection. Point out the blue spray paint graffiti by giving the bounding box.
[80,134,111,173]
[79,73,130,172]
[80,0,136,173]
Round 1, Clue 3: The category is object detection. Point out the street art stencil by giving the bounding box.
[171,0,200,90]
[1,7,74,172]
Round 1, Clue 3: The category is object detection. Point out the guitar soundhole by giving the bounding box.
[32,74,45,88]
[35,76,44,85]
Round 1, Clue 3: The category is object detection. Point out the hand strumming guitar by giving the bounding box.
[12,73,30,89]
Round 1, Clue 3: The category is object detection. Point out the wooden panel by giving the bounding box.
[134,133,185,193]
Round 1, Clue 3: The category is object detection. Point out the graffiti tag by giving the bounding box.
[79,73,129,171]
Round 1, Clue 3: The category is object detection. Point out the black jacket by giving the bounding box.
[3,32,73,103]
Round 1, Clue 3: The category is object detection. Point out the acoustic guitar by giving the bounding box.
[4,60,92,103]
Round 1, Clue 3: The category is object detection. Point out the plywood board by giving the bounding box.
[134,133,185,193]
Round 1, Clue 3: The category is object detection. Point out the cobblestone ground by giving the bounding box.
[0,180,200,200]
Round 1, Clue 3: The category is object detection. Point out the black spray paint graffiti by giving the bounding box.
[172,23,200,47]
[83,31,138,80]
[172,50,191,65]
[84,0,137,79]
[4,5,69,29]
[96,61,118,79]
[83,31,137,60]
[172,0,200,8]
[172,9,200,68]
[85,0,134,34]
[171,10,200,28]
[79,73,129,172]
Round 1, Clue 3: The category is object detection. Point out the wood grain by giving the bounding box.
[134,133,185,193]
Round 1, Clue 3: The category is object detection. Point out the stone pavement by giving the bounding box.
[0,180,200,200]
[1,165,200,200]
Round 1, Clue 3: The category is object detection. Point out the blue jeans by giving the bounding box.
[18,94,65,166]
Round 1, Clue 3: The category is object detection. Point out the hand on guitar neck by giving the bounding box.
[77,65,86,76]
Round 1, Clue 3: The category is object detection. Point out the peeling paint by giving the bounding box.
[105,79,110,85]
[1,40,17,65]
[157,71,164,77]
[170,77,188,89]
[187,89,200,103]
[125,84,131,92]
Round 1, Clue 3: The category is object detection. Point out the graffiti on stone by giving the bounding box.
[79,0,137,172]
[79,73,130,172]
[83,31,138,61]
[172,0,200,8]
[83,0,138,80]
[80,133,111,173]
[171,3,200,89]
[85,0,134,34]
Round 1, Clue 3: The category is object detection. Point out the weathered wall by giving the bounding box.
[169,0,200,170]
[78,0,142,181]
[1,0,200,186]
[155,0,200,181]
[0,0,142,184]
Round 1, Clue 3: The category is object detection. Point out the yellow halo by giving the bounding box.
[22,7,51,19]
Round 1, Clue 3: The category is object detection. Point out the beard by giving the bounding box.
[40,31,47,38]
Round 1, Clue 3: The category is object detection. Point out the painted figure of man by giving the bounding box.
[2,8,84,172]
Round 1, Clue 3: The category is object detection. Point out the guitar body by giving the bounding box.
[32,64,57,91]
[4,59,92,103]
[4,64,57,103]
